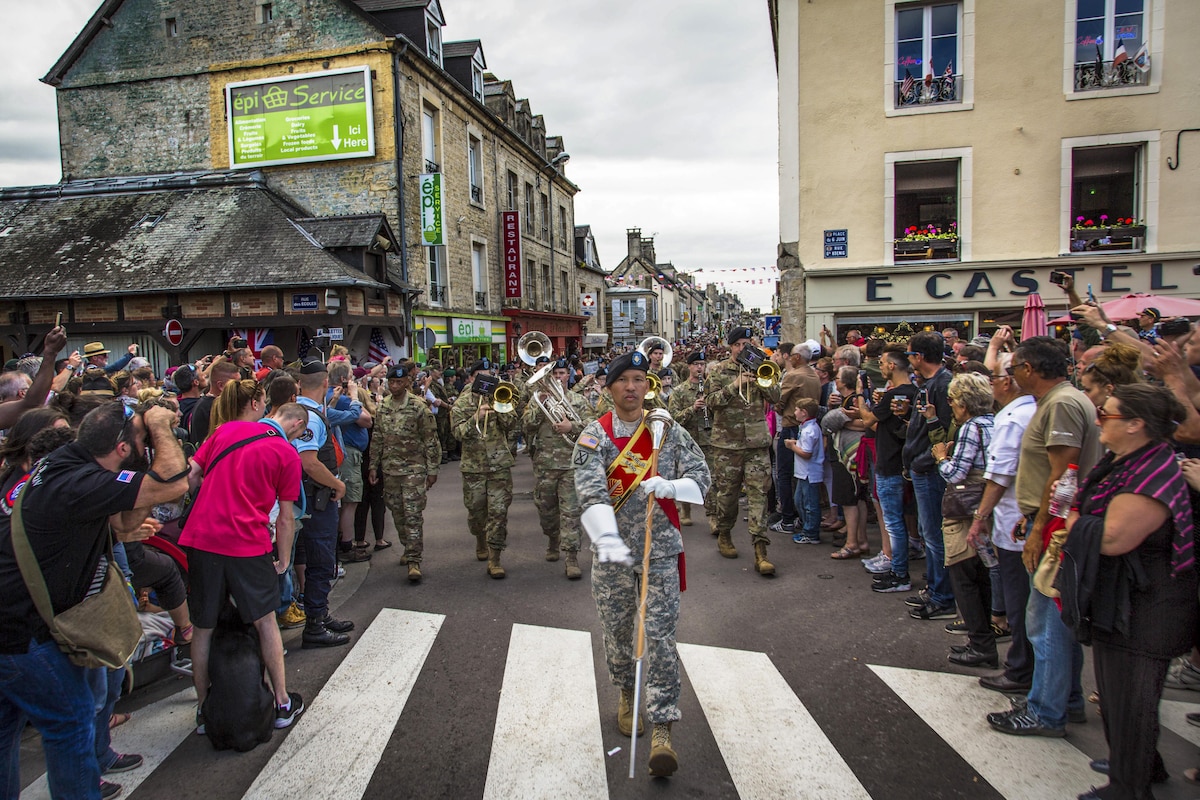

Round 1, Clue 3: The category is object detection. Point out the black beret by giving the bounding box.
[553,358,569,370]
[686,350,707,364]
[469,358,493,375]
[728,327,753,345]
[300,359,327,375]
[387,364,412,380]
[606,351,649,384]
[535,355,550,365]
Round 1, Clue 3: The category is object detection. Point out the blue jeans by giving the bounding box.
[911,470,953,606]
[87,666,125,772]
[0,639,100,799]
[1025,578,1085,729]
[875,473,909,577]
[775,427,797,524]
[300,501,339,620]
[792,477,821,539]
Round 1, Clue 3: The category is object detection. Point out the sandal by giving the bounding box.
[373,540,393,551]
[831,546,858,560]
[175,624,193,645]
[822,520,847,532]
[109,712,131,729]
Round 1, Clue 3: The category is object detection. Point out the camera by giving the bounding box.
[1048,271,1068,286]
[232,337,248,349]
[1158,318,1192,337]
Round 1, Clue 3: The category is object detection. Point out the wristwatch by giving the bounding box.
[1101,323,1117,337]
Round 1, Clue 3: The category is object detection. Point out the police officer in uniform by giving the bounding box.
[369,364,441,582]
[522,358,596,579]
[450,359,519,578]
[574,350,711,777]
[706,327,781,576]
[667,350,715,529]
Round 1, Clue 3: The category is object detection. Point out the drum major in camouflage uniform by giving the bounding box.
[705,326,780,576]
[368,363,440,582]
[522,358,596,579]
[451,359,519,578]
[575,350,711,778]
[667,350,716,529]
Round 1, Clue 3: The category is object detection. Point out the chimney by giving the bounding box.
[626,228,641,259]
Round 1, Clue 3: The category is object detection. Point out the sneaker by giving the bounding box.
[336,565,346,579]
[871,573,912,593]
[791,534,821,544]
[1165,656,1200,690]
[766,511,783,526]
[100,780,122,800]
[103,753,143,774]
[862,551,887,571]
[909,601,957,620]
[908,543,926,560]
[988,707,1065,738]
[277,601,306,630]
[768,519,796,533]
[905,587,932,607]
[865,555,893,574]
[944,618,969,635]
[195,708,206,736]
[274,691,305,729]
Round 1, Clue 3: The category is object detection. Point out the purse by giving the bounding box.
[942,471,986,519]
[10,491,143,669]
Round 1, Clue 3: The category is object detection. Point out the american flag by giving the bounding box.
[900,69,914,99]
[368,328,390,364]
[231,328,273,356]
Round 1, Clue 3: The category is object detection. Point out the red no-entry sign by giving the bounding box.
[164,319,184,347]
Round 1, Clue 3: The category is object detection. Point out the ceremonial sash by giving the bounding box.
[597,413,680,528]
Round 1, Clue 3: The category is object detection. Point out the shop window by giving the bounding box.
[893,159,959,261]
[1069,144,1143,253]
[428,246,447,306]
[1074,0,1147,91]
[894,3,960,108]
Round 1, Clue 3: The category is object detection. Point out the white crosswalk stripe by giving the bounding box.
[1160,698,1200,749]
[680,642,872,799]
[484,624,608,800]
[242,608,444,800]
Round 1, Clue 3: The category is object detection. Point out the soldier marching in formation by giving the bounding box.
[667,350,716,529]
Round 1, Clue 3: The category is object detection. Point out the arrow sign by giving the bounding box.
[332,124,341,150]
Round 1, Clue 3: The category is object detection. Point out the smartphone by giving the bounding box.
[916,388,929,409]
[1086,283,1096,304]
[1048,271,1067,286]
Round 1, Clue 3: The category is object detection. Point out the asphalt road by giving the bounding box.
[19,457,1200,800]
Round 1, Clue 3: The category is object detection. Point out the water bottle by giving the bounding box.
[1048,464,1079,518]
[976,540,999,568]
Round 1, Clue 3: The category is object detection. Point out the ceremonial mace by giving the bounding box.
[629,408,671,778]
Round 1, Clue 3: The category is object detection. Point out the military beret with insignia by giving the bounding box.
[606,351,649,384]
[727,327,753,345]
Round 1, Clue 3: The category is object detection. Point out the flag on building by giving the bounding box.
[1112,38,1129,67]
[1095,43,1104,77]
[923,71,933,87]
[231,328,273,356]
[942,61,954,95]
[900,69,914,98]
[368,328,390,364]
[1133,42,1150,73]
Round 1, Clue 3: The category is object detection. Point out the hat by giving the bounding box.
[728,327,753,345]
[686,350,707,364]
[353,366,369,379]
[804,339,822,359]
[426,359,443,370]
[2,359,18,372]
[553,358,569,370]
[469,358,493,375]
[606,351,649,384]
[645,341,664,354]
[1141,307,1162,321]
[82,342,110,359]
[387,364,413,380]
[535,355,550,365]
[444,368,457,377]
[299,359,327,375]
[79,369,115,397]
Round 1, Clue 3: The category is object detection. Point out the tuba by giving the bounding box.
[517,331,554,366]
[637,336,673,401]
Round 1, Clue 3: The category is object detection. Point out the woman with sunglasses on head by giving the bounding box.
[1062,384,1197,800]
[1078,343,1143,412]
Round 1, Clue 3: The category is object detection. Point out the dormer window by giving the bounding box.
[471,64,484,103]
[426,17,442,66]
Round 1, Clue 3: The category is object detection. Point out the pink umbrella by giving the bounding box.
[1049,293,1200,324]
[1021,292,1048,340]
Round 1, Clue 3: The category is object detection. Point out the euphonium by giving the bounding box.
[526,361,583,444]
[517,331,554,366]
[645,372,662,401]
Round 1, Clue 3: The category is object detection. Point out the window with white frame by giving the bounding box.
[524,258,537,306]
[893,159,959,261]
[426,17,442,66]
[428,246,448,305]
[471,64,485,103]
[524,184,534,234]
[472,243,488,308]
[894,3,960,107]
[506,171,518,211]
[422,105,439,172]
[1069,144,1144,252]
[1074,0,1146,91]
[468,134,483,204]
[541,264,552,309]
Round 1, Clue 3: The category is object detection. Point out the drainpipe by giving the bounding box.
[392,41,414,354]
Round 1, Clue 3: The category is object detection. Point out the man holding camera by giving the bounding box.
[705,327,781,576]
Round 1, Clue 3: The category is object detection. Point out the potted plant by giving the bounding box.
[1071,215,1146,243]
[894,223,958,255]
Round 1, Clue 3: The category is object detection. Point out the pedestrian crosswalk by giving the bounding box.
[18,610,1200,799]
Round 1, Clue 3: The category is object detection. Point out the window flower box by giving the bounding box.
[894,224,958,259]
[1070,217,1145,252]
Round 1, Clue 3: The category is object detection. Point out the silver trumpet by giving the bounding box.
[519,331,582,444]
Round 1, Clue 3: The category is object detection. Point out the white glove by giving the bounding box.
[593,531,634,567]
[641,476,675,499]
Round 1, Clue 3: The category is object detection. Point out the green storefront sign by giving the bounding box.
[420,173,444,246]
[226,66,375,169]
[450,317,491,344]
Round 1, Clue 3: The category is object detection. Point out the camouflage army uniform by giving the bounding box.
[706,358,781,546]
[574,414,711,724]
[428,378,455,458]
[451,390,518,551]
[370,392,440,565]
[522,388,596,554]
[668,378,717,524]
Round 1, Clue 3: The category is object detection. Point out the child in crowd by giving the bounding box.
[785,398,825,544]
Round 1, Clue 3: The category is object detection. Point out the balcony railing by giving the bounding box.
[1074,59,1147,92]
[471,185,483,203]
[428,284,447,304]
[895,74,960,108]
[424,159,440,173]
[474,291,488,308]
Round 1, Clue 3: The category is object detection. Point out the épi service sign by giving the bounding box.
[226,66,375,169]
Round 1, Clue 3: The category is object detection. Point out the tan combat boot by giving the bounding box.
[679,504,692,527]
[716,531,738,559]
[474,532,488,561]
[407,562,422,582]
[564,551,582,580]
[708,515,719,536]
[617,688,644,736]
[487,548,506,579]
[545,534,561,562]
[754,542,775,576]
[648,722,678,777]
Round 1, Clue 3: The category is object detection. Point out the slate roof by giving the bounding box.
[294,215,392,249]
[443,40,483,61]
[0,172,388,300]
[351,0,431,11]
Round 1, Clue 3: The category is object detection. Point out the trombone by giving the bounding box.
[636,336,673,401]
[519,333,583,444]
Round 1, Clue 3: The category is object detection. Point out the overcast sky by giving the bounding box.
[0,0,779,313]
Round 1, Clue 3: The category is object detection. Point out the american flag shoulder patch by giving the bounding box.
[116,470,137,484]
[577,433,600,450]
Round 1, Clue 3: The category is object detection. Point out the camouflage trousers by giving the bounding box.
[436,412,452,456]
[591,558,681,725]
[382,474,429,563]
[712,446,772,545]
[462,469,512,551]
[533,467,581,552]
[700,444,718,519]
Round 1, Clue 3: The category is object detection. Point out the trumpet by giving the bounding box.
[637,336,673,401]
